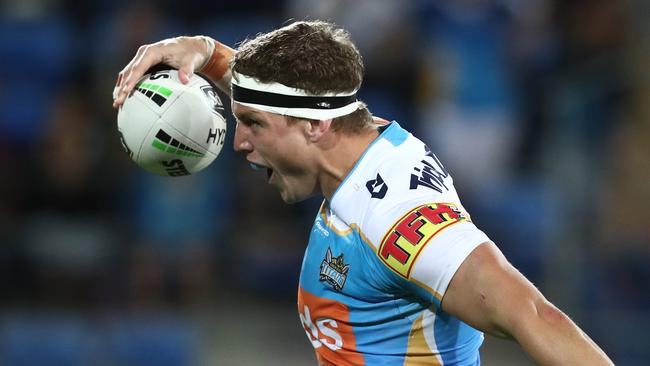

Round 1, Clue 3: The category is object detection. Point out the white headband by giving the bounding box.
[231,71,362,120]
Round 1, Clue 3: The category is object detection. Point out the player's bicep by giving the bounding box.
[441,241,545,338]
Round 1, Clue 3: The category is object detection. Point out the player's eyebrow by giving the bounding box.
[234,110,262,121]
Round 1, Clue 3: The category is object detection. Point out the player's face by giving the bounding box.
[232,103,319,203]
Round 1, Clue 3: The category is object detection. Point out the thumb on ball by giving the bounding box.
[178,66,194,84]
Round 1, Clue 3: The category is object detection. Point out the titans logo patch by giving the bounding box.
[320,248,350,291]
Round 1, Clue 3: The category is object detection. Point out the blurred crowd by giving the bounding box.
[0,0,648,365]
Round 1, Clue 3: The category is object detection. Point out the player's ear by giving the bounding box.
[305,119,333,142]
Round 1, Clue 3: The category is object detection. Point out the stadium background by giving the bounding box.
[0,0,648,364]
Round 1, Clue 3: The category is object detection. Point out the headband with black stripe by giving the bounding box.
[231,71,361,120]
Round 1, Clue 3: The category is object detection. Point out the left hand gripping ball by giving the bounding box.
[117,69,227,176]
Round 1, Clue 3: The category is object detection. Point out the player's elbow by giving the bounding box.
[535,300,571,328]
[505,297,571,341]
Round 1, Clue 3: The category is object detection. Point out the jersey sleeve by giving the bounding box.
[328,122,491,303]
[373,202,490,301]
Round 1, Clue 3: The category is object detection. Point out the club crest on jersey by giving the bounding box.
[320,248,350,291]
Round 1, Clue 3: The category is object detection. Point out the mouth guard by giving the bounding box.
[249,162,266,171]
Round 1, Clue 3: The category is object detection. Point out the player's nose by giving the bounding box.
[233,122,253,153]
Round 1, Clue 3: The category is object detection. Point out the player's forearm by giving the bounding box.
[513,300,613,366]
[200,37,235,95]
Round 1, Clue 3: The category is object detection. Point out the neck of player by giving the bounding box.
[319,127,380,201]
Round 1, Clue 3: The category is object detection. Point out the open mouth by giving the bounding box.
[249,162,266,171]
[249,162,273,180]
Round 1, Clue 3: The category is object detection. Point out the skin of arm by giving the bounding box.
[441,242,614,365]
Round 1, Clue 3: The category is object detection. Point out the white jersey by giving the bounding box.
[298,121,491,365]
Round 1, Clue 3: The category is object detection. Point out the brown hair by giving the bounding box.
[232,20,374,133]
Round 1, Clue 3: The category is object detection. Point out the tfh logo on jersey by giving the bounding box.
[365,173,388,199]
[379,203,468,278]
[320,248,350,291]
[410,146,450,193]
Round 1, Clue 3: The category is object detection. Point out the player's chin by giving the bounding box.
[277,186,311,204]
[278,189,300,204]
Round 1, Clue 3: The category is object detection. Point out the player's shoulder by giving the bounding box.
[331,121,462,240]
[328,121,489,299]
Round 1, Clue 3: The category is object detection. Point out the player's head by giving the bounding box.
[230,20,376,204]
[231,20,373,133]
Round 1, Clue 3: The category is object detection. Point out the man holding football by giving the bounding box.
[113,20,613,365]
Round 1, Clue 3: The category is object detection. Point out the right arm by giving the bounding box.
[112,36,235,108]
[442,242,613,365]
